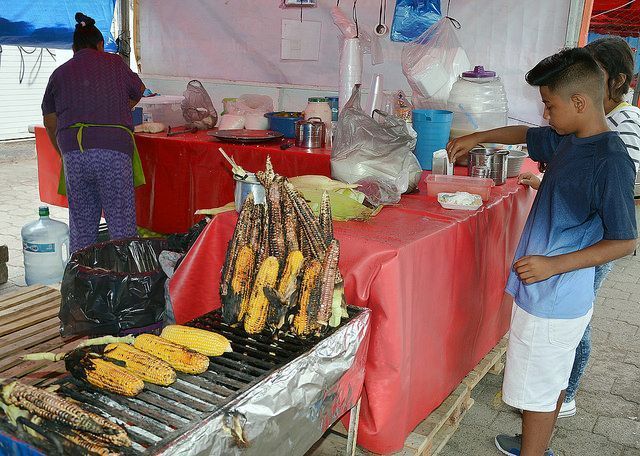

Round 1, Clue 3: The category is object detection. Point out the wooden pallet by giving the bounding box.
[310,338,508,456]
[0,285,82,386]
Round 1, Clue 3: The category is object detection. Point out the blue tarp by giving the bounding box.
[0,1,117,51]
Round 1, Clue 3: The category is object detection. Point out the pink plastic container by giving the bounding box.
[424,175,494,201]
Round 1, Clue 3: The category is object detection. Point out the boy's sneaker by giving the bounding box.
[558,399,576,418]
[495,434,554,456]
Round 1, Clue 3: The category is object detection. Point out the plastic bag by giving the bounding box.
[390,0,441,42]
[226,94,274,116]
[331,86,421,206]
[59,239,172,337]
[181,80,218,129]
[401,18,470,110]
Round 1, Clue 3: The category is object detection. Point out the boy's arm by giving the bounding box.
[446,126,530,163]
[514,239,637,284]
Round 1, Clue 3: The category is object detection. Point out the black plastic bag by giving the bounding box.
[59,238,171,337]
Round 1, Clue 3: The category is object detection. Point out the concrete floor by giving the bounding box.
[1,145,639,456]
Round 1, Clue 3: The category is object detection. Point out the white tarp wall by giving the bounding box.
[138,0,573,126]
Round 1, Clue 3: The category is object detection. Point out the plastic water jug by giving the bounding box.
[21,206,69,285]
[447,66,508,138]
[412,109,454,170]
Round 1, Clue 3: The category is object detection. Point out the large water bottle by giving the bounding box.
[21,206,70,285]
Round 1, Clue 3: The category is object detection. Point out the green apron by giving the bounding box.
[57,122,146,196]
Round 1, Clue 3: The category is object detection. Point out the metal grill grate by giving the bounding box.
[2,308,361,455]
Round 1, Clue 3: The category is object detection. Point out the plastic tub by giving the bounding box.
[424,174,494,201]
[138,95,185,127]
[264,112,303,138]
[412,109,454,171]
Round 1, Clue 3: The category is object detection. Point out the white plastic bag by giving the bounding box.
[401,18,470,110]
[226,94,274,116]
[331,86,421,206]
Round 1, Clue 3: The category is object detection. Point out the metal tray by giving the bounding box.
[208,129,283,143]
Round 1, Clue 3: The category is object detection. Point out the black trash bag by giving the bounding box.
[59,238,171,337]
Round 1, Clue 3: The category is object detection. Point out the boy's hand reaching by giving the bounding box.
[446,133,480,163]
[513,255,558,284]
[517,172,541,189]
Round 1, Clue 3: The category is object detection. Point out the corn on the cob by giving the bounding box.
[267,182,286,261]
[232,245,256,321]
[244,256,280,334]
[65,351,144,397]
[317,240,340,326]
[62,430,120,456]
[220,193,255,297]
[293,260,322,336]
[134,333,209,374]
[282,190,299,253]
[256,202,271,267]
[83,411,131,447]
[248,203,264,251]
[284,182,326,260]
[1,381,106,434]
[318,190,334,246]
[161,325,233,357]
[103,343,176,387]
[277,250,305,299]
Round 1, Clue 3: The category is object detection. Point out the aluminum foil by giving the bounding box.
[154,308,371,456]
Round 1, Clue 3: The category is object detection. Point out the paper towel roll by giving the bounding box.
[339,38,363,112]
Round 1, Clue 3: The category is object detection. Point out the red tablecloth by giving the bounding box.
[34,127,331,233]
[168,163,537,454]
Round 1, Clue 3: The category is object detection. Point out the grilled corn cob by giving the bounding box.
[277,250,305,299]
[318,190,334,246]
[134,333,210,374]
[317,240,340,325]
[256,202,271,266]
[62,430,120,456]
[282,190,300,253]
[1,381,106,434]
[244,256,280,334]
[267,182,286,261]
[284,182,326,260]
[293,260,322,336]
[65,350,144,397]
[161,325,233,356]
[232,245,256,320]
[248,203,265,250]
[83,411,131,447]
[220,193,255,296]
[103,343,176,386]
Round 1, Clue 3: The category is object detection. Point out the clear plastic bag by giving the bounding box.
[226,94,274,116]
[181,80,218,129]
[331,86,421,206]
[401,18,470,110]
[390,0,441,42]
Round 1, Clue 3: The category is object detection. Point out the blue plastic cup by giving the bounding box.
[412,109,454,170]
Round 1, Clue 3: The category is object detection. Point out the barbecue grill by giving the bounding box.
[1,306,370,456]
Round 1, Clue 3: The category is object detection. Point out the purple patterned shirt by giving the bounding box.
[42,49,143,155]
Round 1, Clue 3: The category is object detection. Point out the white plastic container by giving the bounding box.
[447,66,508,138]
[138,95,186,127]
[21,206,69,285]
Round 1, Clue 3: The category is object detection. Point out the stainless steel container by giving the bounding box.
[468,147,508,185]
[234,173,266,212]
[295,117,326,148]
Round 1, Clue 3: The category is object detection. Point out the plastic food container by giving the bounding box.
[264,112,303,138]
[424,174,494,201]
[138,95,185,127]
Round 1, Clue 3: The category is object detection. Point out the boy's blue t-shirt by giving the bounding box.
[506,127,637,319]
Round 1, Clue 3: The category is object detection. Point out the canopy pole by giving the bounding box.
[119,0,131,64]
[565,0,587,47]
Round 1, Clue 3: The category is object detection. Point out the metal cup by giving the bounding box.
[471,166,491,178]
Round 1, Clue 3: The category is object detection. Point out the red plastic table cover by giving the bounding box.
[34,126,331,233]
[168,163,537,454]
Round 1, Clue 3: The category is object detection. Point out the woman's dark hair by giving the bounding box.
[73,12,104,51]
[585,37,635,102]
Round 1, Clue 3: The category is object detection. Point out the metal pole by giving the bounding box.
[119,0,131,64]
[346,397,361,456]
[565,0,587,47]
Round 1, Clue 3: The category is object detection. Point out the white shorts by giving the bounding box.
[502,303,593,412]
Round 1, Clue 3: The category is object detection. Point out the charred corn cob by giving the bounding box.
[317,240,340,325]
[62,430,120,456]
[232,245,256,320]
[293,260,322,336]
[267,182,286,261]
[282,190,300,253]
[1,381,106,434]
[134,333,210,374]
[318,190,334,246]
[220,193,255,296]
[244,256,280,334]
[248,203,265,250]
[83,411,131,447]
[161,325,233,356]
[256,201,271,266]
[277,250,305,298]
[284,182,326,260]
[103,343,176,386]
[65,351,144,397]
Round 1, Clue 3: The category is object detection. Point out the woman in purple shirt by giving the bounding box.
[42,13,145,252]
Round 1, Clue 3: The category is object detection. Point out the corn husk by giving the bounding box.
[296,188,380,221]
[195,202,236,216]
[289,175,359,192]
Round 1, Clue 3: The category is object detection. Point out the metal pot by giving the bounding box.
[295,117,326,149]
[468,147,508,185]
[233,173,265,212]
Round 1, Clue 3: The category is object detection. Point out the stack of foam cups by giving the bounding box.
[339,38,363,113]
